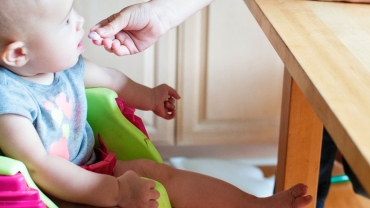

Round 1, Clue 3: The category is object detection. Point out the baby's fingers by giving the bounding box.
[164,104,176,119]
[165,97,177,118]
[165,97,176,110]
[150,188,160,201]
[149,200,159,208]
[145,180,160,206]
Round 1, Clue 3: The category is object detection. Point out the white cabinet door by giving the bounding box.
[74,0,177,145]
[176,0,284,146]
[75,0,284,158]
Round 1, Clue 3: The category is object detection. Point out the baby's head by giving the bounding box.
[0,0,85,76]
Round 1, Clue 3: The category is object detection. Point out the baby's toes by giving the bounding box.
[290,183,308,198]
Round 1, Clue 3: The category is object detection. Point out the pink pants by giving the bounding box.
[80,135,117,175]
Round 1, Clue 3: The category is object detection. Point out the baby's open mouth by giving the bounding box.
[77,41,84,51]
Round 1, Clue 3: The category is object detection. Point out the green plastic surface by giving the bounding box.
[86,88,164,163]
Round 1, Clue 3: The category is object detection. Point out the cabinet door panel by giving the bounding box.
[75,0,177,145]
[177,0,284,145]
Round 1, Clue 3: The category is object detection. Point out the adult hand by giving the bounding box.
[89,0,215,56]
[89,3,168,56]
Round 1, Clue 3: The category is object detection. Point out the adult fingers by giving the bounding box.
[111,39,131,56]
[93,12,130,38]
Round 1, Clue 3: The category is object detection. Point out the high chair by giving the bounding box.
[0,88,172,208]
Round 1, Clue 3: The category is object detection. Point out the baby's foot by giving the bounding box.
[258,183,312,208]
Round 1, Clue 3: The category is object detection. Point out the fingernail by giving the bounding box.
[88,32,101,40]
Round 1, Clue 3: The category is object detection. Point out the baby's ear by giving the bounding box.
[1,41,29,67]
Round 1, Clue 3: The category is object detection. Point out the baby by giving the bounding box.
[0,0,312,207]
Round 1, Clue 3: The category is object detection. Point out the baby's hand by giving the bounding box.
[117,170,160,208]
[152,84,181,120]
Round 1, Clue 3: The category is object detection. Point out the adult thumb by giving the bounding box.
[96,13,129,38]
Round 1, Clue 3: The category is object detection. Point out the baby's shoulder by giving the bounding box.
[0,68,9,85]
[0,67,22,87]
[0,72,38,120]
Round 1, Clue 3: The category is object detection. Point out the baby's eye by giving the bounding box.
[65,19,70,25]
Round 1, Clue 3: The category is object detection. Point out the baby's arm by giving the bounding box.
[0,114,158,207]
[83,57,180,119]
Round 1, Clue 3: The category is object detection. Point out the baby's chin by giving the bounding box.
[56,56,81,72]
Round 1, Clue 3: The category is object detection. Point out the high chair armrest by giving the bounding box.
[85,88,163,163]
[0,156,57,208]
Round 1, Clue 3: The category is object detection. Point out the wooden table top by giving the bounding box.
[243,0,370,193]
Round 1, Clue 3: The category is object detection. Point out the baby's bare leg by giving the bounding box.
[114,159,312,208]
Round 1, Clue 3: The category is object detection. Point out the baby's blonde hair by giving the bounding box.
[0,4,13,48]
[0,1,38,49]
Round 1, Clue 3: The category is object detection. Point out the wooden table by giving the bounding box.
[243,0,370,206]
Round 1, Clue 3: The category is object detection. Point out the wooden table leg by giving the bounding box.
[275,68,323,207]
